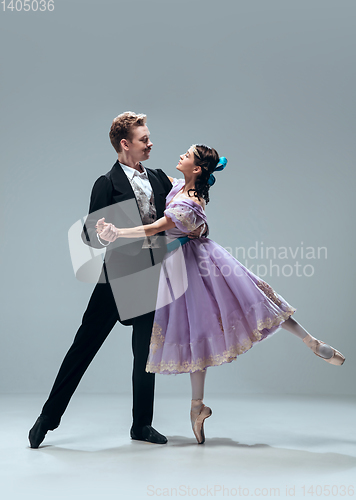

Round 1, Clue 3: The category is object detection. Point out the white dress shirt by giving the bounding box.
[120,162,152,199]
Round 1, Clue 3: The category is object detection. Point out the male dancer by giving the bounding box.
[28,112,204,447]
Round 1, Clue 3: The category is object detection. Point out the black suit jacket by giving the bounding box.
[81,161,172,320]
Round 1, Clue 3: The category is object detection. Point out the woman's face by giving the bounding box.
[176,146,201,175]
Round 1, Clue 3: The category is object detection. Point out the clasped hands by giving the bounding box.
[95,217,206,242]
[96,218,119,242]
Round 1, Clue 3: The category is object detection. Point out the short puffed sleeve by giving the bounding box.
[164,202,206,233]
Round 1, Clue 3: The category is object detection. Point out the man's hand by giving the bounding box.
[96,217,118,242]
[187,223,207,239]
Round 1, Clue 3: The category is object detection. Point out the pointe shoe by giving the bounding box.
[302,336,345,366]
[191,404,212,444]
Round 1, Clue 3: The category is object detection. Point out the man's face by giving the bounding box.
[126,125,153,162]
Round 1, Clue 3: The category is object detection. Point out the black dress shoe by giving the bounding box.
[130,425,168,444]
[28,415,52,448]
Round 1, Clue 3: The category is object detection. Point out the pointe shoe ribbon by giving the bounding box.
[191,404,212,444]
[302,336,345,366]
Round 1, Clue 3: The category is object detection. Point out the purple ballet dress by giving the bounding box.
[146,179,296,374]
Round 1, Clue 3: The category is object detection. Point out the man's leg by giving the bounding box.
[29,281,119,447]
[130,311,167,444]
[131,311,155,429]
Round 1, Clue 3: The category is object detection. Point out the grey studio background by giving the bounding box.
[0,0,355,402]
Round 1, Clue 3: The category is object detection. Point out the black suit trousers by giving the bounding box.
[41,280,155,431]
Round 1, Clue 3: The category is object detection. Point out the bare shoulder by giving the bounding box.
[167,176,174,183]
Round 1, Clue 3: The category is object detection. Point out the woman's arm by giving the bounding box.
[97,216,176,242]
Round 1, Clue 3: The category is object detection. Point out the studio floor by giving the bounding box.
[1,394,355,500]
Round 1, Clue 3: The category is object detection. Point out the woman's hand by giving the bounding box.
[95,217,108,234]
[95,217,118,242]
[187,222,207,239]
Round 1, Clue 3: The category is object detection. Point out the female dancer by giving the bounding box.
[97,145,345,444]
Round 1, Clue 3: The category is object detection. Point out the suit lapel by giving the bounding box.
[109,160,135,200]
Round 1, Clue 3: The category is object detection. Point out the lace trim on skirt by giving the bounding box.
[146,306,296,374]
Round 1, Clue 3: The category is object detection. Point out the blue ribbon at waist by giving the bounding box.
[166,236,190,253]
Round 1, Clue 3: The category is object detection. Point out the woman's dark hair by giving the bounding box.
[188,144,220,204]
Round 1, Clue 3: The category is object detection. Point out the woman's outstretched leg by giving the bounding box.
[189,369,212,444]
[281,317,345,365]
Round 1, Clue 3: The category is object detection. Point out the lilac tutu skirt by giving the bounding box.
[146,238,296,374]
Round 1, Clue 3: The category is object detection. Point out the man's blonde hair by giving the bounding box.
[109,111,147,153]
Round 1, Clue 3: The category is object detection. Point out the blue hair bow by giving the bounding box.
[208,156,228,186]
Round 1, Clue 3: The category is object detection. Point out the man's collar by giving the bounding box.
[120,162,147,180]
